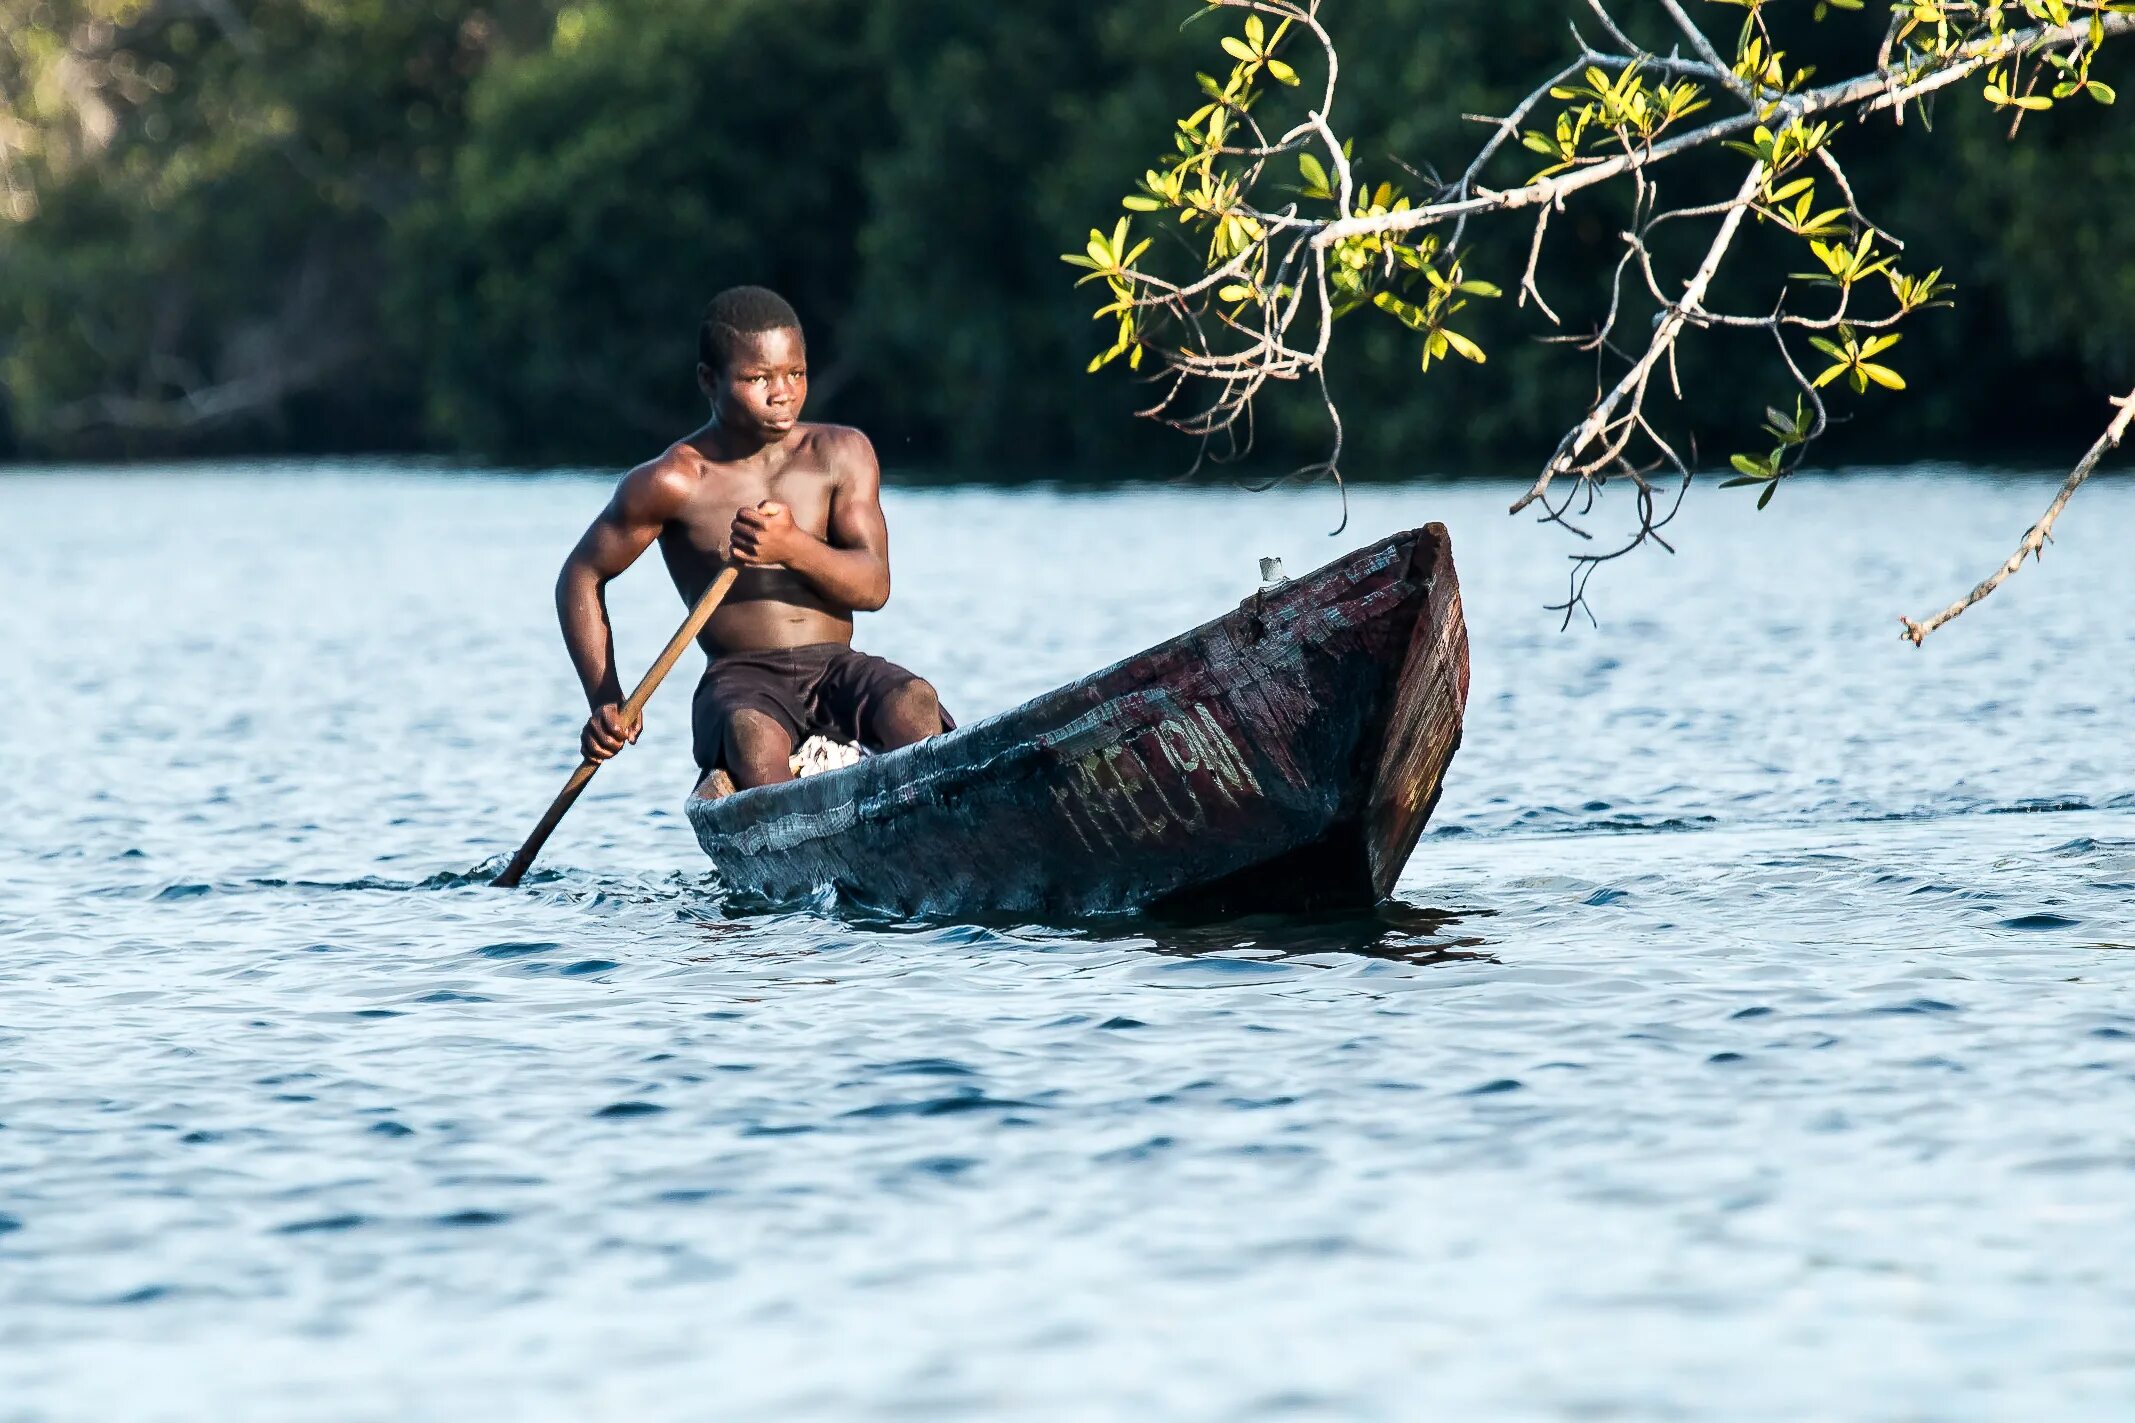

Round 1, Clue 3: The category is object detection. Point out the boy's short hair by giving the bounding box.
[699,286,803,371]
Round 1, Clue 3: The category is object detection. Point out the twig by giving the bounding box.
[1514,163,1762,514]
[1900,385,2135,645]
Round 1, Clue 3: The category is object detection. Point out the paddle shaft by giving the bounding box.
[493,565,742,888]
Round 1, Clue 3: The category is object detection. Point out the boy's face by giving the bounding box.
[701,327,808,438]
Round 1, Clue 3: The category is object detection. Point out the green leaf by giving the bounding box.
[1266,58,1299,86]
[1298,151,1329,195]
[1439,328,1486,364]
[1757,481,1778,510]
[2092,81,2117,105]
[1730,453,1770,478]
[1122,195,1162,212]
[1860,362,1906,390]
[1220,35,1256,63]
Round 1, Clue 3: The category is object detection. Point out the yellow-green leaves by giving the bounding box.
[1793,231,1896,288]
[1123,166,1182,213]
[2045,42,2118,104]
[1732,36,1813,95]
[1521,104,1594,181]
[1221,13,1300,86]
[1982,65,2055,110]
[1810,327,1905,393]
[1061,217,1152,372]
[1888,266,1954,314]
[1521,64,1707,182]
[1369,260,1498,371]
[1759,175,1849,238]
[1722,117,1831,173]
[1061,216,1150,283]
[1722,399,1817,509]
[1297,151,1332,201]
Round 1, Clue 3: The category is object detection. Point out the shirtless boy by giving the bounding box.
[556,286,948,790]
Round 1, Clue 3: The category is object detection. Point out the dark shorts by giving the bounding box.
[691,643,953,772]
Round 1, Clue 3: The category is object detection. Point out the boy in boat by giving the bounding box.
[556,286,950,790]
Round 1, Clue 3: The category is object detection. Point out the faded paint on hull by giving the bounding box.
[686,525,1470,919]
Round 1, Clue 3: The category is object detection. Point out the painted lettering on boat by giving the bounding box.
[1051,701,1262,854]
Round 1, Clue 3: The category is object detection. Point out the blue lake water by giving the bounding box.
[3,463,2133,1419]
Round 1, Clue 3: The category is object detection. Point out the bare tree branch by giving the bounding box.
[1900,386,2135,646]
[1514,163,1761,514]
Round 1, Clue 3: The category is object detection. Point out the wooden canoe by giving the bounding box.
[687,523,1470,918]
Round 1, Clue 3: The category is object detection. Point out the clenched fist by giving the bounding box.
[730,500,807,567]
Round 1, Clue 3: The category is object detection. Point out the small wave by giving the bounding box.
[2000,912,2083,931]
[842,1089,1037,1119]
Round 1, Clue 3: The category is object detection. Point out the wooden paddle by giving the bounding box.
[493,564,742,888]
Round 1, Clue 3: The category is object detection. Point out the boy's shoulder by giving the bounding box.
[794,423,880,487]
[798,421,876,461]
[607,441,709,520]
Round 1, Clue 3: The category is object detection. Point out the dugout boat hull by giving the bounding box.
[686,523,1470,919]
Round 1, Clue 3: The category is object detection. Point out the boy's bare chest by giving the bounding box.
[674,465,836,553]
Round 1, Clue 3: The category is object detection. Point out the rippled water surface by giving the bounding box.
[5,465,2134,1420]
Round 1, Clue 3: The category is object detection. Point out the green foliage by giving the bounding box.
[1069,0,2134,487]
[0,0,2130,474]
[399,0,884,462]
[0,1,514,453]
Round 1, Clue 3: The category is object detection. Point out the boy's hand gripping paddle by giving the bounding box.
[493,565,741,888]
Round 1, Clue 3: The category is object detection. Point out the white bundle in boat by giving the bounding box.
[789,736,865,778]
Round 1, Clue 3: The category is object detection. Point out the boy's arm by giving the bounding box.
[557,457,692,761]
[730,430,891,612]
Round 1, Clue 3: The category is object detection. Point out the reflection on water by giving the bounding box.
[1120,900,1496,965]
[3,465,2134,1420]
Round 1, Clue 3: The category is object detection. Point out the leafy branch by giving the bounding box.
[1068,0,2131,625]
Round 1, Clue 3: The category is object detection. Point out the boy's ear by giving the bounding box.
[696,362,718,396]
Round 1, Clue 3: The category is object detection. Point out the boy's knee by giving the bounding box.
[886,678,939,719]
[726,708,787,740]
[726,709,791,759]
[875,679,943,745]
[724,710,796,787]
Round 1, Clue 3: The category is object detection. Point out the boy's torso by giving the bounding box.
[656,425,853,656]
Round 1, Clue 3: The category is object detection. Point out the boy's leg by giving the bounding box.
[724,709,798,789]
[692,654,806,790]
[812,649,954,752]
[872,679,944,750]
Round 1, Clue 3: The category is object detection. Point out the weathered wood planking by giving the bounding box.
[687,524,1470,918]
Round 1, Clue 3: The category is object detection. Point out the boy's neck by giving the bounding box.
[692,412,786,463]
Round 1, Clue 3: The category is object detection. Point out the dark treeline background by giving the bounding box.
[1,0,2128,475]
